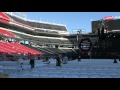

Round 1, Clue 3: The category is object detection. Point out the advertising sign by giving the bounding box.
[104,16,114,20]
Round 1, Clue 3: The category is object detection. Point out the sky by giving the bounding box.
[19,12,120,34]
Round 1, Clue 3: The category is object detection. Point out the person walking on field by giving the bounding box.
[56,54,61,67]
[78,55,81,62]
[88,51,91,59]
[18,56,24,71]
[62,55,68,64]
[29,55,35,69]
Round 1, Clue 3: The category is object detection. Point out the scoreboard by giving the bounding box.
[79,38,93,53]
[92,19,120,33]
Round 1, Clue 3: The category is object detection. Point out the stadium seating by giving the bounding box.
[0,12,11,23]
[5,13,67,31]
[0,28,16,38]
[0,42,41,55]
[0,12,79,60]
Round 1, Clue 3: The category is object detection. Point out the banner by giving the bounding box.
[104,16,114,20]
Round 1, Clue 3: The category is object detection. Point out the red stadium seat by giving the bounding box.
[0,28,16,38]
[0,12,11,23]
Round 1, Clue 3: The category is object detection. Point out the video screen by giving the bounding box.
[92,19,120,33]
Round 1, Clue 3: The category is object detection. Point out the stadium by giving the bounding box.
[1,12,120,60]
[0,12,80,61]
[1,13,120,78]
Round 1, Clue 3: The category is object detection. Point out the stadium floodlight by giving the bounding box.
[74,29,83,42]
[73,29,85,34]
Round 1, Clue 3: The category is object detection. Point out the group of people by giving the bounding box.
[17,54,80,71]
[56,54,69,67]
[18,55,35,71]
